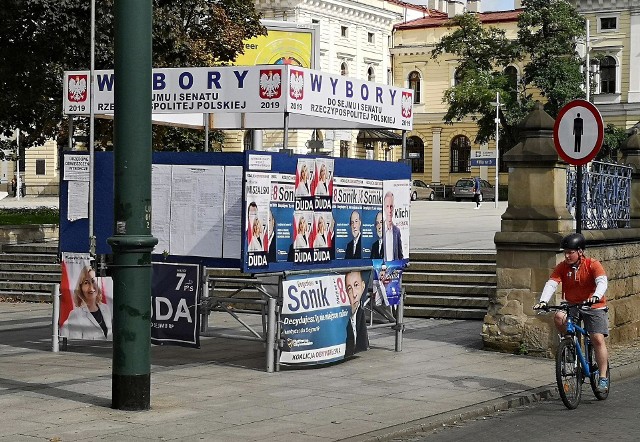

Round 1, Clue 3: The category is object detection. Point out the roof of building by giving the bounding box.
[385,0,432,15]
[394,8,522,30]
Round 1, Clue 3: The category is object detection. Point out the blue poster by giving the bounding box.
[361,179,382,258]
[269,173,295,263]
[151,263,201,348]
[333,177,364,260]
[372,259,403,306]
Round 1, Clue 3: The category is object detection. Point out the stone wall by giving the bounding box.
[0,224,58,247]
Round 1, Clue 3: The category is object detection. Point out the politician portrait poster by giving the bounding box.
[269,172,295,263]
[381,180,411,264]
[245,172,271,269]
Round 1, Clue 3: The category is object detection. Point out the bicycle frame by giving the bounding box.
[563,314,593,378]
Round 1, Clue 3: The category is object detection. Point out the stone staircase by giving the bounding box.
[403,251,496,320]
[0,241,59,302]
[0,243,496,320]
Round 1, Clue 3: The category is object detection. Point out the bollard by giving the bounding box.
[52,283,60,352]
[395,288,405,352]
[266,297,276,373]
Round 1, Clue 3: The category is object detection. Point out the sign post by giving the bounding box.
[553,99,604,233]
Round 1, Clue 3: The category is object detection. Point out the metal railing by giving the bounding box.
[567,161,632,230]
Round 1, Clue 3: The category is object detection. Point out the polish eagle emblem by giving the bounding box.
[259,69,282,99]
[289,70,304,100]
[401,91,413,118]
[68,75,88,102]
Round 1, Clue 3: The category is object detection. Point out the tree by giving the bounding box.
[430,0,586,149]
[0,0,265,149]
[598,124,627,162]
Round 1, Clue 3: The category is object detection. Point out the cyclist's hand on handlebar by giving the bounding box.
[586,296,600,306]
[533,301,548,310]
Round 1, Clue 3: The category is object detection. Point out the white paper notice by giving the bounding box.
[67,180,89,221]
[64,155,90,181]
[170,165,225,257]
[151,165,172,254]
[222,166,243,259]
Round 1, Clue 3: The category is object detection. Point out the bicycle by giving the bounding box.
[536,302,610,409]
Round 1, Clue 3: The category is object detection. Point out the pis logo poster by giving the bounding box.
[259,69,282,99]
[67,74,88,103]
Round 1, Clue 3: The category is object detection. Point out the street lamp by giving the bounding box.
[490,92,502,208]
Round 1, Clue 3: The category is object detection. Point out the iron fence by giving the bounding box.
[567,161,632,230]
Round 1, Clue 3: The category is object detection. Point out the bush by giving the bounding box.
[0,208,59,225]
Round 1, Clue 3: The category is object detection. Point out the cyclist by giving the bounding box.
[534,233,610,393]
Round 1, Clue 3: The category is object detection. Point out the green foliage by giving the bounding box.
[431,1,586,149]
[598,124,628,162]
[0,208,59,225]
[0,0,265,150]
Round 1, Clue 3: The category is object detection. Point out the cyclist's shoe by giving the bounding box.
[597,377,609,394]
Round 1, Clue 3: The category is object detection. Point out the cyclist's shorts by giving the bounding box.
[570,307,609,336]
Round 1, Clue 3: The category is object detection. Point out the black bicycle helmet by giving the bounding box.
[561,233,586,250]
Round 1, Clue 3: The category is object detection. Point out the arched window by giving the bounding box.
[450,135,471,173]
[406,136,424,174]
[600,56,616,94]
[243,130,253,151]
[367,66,375,82]
[341,62,349,76]
[504,66,518,92]
[453,68,463,86]
[408,71,420,103]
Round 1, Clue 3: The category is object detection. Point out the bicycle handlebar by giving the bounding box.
[535,301,594,312]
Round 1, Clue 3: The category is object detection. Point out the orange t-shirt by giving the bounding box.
[549,257,607,308]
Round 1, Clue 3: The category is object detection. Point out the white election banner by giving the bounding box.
[63,66,414,130]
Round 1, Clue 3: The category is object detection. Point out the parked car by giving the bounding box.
[411,179,435,201]
[452,178,495,202]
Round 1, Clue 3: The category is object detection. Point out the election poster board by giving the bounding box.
[59,252,114,341]
[151,263,201,348]
[279,270,370,365]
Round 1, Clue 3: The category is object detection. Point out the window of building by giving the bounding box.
[368,32,375,44]
[341,26,348,38]
[600,56,616,94]
[243,130,253,151]
[453,68,463,86]
[499,142,509,173]
[504,66,518,92]
[367,66,375,82]
[341,62,348,76]
[407,136,424,174]
[600,17,617,31]
[408,71,421,104]
[340,140,349,158]
[450,135,471,173]
[36,159,46,176]
[312,19,320,24]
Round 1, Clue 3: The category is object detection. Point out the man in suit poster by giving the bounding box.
[344,210,362,259]
[344,270,369,357]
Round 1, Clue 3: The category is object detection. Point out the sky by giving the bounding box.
[482,0,515,11]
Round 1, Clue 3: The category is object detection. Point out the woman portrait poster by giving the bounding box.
[59,253,113,341]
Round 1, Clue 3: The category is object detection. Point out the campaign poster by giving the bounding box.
[269,172,295,263]
[294,158,315,202]
[280,272,367,365]
[151,263,200,348]
[361,179,382,259]
[312,212,334,263]
[333,177,364,260]
[381,180,411,263]
[245,172,271,269]
[312,158,333,209]
[292,211,314,264]
[59,253,113,341]
[372,260,403,306]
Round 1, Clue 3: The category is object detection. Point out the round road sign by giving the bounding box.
[553,99,604,166]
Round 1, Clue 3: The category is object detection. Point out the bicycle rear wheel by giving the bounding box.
[588,343,610,400]
[556,338,583,409]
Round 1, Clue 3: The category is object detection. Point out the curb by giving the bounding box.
[343,359,640,442]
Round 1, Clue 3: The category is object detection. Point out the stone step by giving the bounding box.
[409,251,496,263]
[0,281,56,293]
[403,282,495,296]
[0,291,53,302]
[404,306,486,320]
[1,242,59,255]
[405,295,489,308]
[403,271,496,284]
[406,261,496,273]
[0,263,61,273]
[0,253,58,263]
[0,271,60,283]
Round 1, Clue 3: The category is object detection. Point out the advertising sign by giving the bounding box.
[279,271,369,365]
[151,263,201,348]
[234,29,314,68]
[59,253,113,341]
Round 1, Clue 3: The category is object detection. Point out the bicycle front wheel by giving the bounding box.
[588,343,610,401]
[556,338,583,409]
